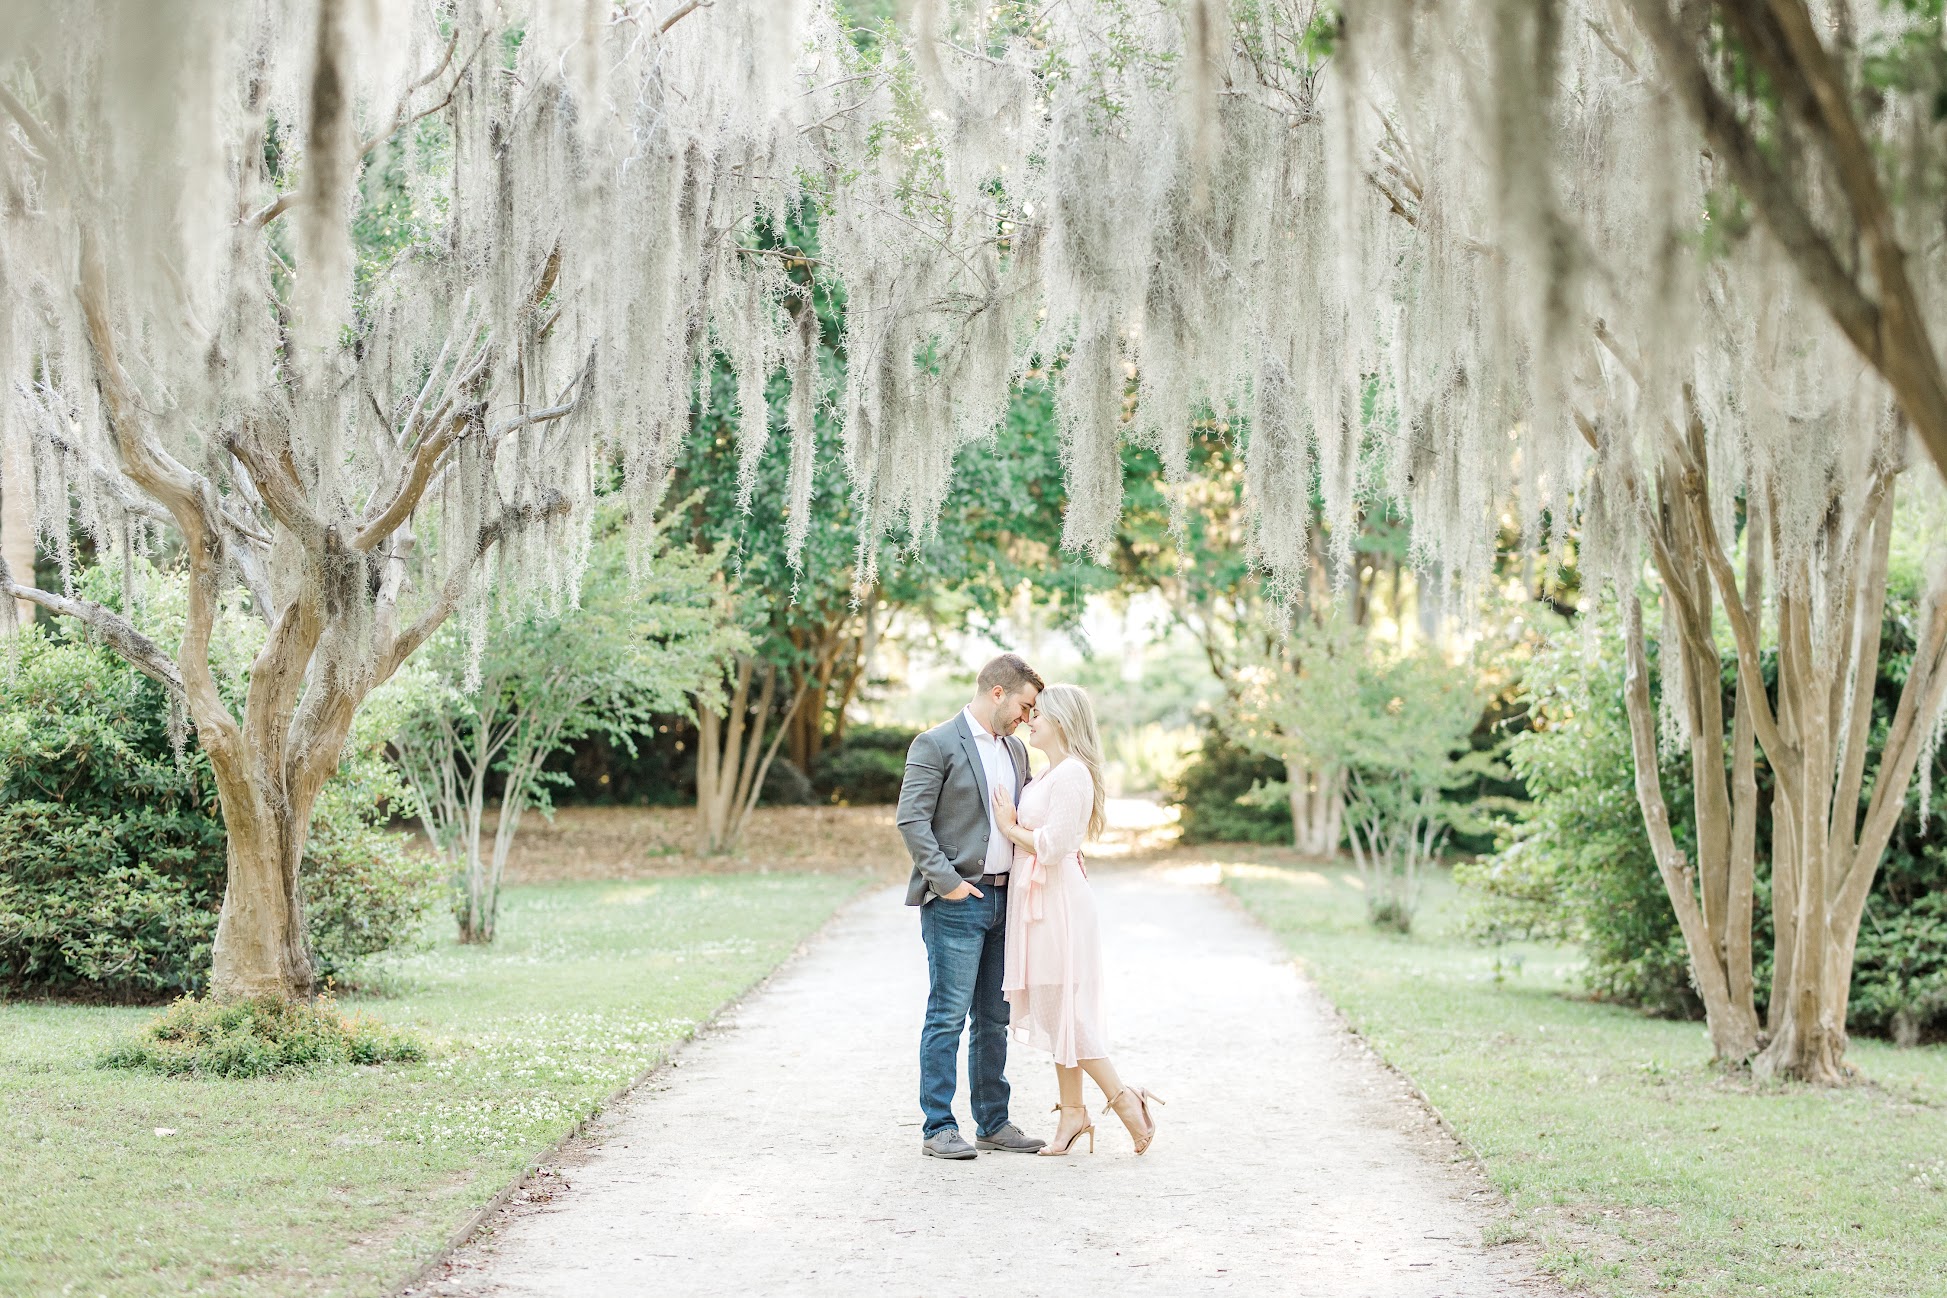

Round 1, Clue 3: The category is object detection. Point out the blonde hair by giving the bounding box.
[1035,683,1108,840]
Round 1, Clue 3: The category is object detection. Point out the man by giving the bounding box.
[897,653,1048,1160]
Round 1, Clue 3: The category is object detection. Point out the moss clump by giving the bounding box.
[99,991,425,1077]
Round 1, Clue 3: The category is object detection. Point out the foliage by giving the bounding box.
[393,509,744,941]
[671,210,1113,771]
[1852,893,1947,1046]
[1472,593,1947,1038]
[1222,610,1488,928]
[1334,648,1488,932]
[98,991,425,1078]
[1225,613,1364,789]
[301,755,437,982]
[1167,718,1292,844]
[810,726,917,804]
[1461,618,1701,1017]
[0,622,435,998]
[0,628,225,997]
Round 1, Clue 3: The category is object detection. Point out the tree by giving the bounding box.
[1338,647,1487,933]
[392,509,743,942]
[1614,0,1947,492]
[1228,607,1489,916]
[670,205,1112,853]
[1319,0,1947,1079]
[0,431,29,628]
[1226,613,1359,858]
[0,3,815,998]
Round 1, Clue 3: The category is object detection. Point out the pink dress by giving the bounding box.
[1003,758,1107,1067]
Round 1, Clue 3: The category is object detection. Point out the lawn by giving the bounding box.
[1224,858,1947,1298]
[0,873,866,1297]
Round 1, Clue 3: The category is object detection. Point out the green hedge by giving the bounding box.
[0,627,435,999]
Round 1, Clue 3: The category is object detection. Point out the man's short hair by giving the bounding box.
[976,653,1044,697]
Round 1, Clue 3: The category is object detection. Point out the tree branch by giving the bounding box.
[377,489,574,681]
[659,0,713,36]
[0,554,186,704]
[1620,0,1880,378]
[245,29,474,229]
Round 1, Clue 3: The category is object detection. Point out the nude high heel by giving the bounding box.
[1103,1086,1165,1154]
[1039,1103,1094,1156]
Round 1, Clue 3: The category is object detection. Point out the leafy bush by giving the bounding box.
[811,726,917,804]
[98,991,424,1077]
[1851,893,1947,1044]
[760,757,818,805]
[1471,600,1947,1037]
[0,626,435,998]
[302,755,438,981]
[1166,719,1292,844]
[1463,619,1704,1017]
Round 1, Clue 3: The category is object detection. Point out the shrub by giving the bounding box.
[1850,893,1947,1045]
[1464,619,1703,1017]
[302,756,438,981]
[1166,719,1291,844]
[0,627,435,998]
[759,757,818,806]
[98,991,425,1077]
[812,726,918,804]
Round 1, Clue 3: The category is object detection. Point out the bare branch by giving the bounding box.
[377,489,575,680]
[353,413,466,551]
[1674,425,1794,777]
[224,428,325,542]
[246,29,476,229]
[659,0,712,35]
[0,553,186,704]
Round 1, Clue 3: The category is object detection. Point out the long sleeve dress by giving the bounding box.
[1002,757,1107,1067]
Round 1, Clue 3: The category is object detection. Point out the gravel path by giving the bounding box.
[418,863,1564,1297]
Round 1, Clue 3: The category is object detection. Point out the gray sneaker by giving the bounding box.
[921,1128,978,1160]
[975,1123,1047,1154]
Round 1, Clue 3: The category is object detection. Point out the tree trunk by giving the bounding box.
[1,429,33,628]
[1671,440,1947,1082]
[696,656,803,854]
[208,777,320,1000]
[1285,758,1344,857]
[1620,592,1762,1063]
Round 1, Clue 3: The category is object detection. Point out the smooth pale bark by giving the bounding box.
[1672,430,1947,1083]
[392,665,572,947]
[1620,591,1760,1062]
[1611,439,1764,1064]
[696,655,802,854]
[1,429,32,627]
[1343,770,1441,929]
[1284,759,1345,857]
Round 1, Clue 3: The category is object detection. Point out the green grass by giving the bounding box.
[0,873,864,1297]
[1225,859,1947,1298]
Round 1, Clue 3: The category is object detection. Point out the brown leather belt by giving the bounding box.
[980,873,1009,887]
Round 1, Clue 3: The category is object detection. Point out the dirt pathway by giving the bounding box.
[418,863,1563,1297]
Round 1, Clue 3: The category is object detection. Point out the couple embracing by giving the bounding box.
[898,653,1163,1161]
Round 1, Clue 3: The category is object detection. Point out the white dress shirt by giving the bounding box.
[962,705,1020,878]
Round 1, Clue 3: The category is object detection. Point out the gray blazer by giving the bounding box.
[898,712,1031,906]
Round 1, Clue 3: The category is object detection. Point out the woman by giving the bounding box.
[990,682,1163,1156]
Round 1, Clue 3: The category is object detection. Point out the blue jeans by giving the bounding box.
[918,884,1011,1139]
